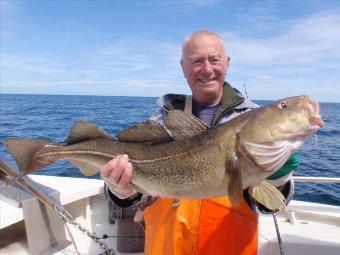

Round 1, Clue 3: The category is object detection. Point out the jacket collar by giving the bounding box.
[160,81,244,112]
[220,81,244,110]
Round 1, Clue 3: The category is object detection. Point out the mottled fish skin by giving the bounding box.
[32,131,232,198]
[5,96,323,206]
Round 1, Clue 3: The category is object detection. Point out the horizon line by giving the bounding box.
[1,92,339,104]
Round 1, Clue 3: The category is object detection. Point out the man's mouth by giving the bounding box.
[198,78,217,84]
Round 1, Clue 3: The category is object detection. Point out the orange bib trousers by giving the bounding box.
[144,197,258,255]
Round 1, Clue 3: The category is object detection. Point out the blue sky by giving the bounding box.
[1,0,340,102]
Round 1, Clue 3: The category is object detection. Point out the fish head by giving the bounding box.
[237,95,323,173]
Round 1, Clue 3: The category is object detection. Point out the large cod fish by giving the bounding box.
[4,96,323,210]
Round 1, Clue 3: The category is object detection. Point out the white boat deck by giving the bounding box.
[1,175,340,255]
[258,201,340,255]
[1,175,103,229]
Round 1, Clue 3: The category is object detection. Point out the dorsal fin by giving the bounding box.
[184,95,192,114]
[117,120,173,144]
[65,121,111,145]
[165,110,208,140]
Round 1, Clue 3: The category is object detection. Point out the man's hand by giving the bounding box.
[100,154,136,199]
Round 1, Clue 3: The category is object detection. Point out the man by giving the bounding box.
[101,30,298,255]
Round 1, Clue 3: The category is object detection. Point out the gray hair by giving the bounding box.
[181,30,226,60]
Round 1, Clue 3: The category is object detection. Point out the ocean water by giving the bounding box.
[0,94,339,206]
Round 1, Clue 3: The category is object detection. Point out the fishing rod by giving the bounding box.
[273,212,285,255]
[243,83,249,98]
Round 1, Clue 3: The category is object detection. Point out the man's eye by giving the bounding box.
[278,101,288,109]
[192,60,202,64]
[210,57,222,63]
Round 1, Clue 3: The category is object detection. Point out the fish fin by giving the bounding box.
[249,181,286,211]
[4,139,58,175]
[239,140,292,172]
[226,155,243,206]
[117,120,173,144]
[69,159,99,176]
[65,120,111,145]
[165,110,208,139]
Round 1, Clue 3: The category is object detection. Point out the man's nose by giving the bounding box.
[201,60,213,74]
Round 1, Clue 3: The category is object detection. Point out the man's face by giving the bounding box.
[181,35,229,105]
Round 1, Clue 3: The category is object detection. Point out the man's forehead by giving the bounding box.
[182,34,227,60]
[186,36,224,49]
[188,36,223,48]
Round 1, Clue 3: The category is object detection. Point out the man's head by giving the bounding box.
[181,30,230,105]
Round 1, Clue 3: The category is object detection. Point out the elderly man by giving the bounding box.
[101,30,298,255]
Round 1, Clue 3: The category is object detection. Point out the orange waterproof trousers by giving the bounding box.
[143,197,258,255]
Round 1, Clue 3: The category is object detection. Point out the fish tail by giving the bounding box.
[4,138,59,176]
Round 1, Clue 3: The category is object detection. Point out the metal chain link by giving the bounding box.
[56,206,116,255]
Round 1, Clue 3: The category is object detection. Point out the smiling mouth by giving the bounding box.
[198,78,217,84]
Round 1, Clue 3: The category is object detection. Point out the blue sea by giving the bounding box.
[0,94,339,206]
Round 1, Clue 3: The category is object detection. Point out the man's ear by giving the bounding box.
[227,55,231,64]
[180,60,187,78]
[225,55,230,72]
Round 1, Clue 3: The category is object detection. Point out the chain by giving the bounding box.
[56,206,116,255]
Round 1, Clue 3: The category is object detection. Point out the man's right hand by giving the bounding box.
[100,154,137,199]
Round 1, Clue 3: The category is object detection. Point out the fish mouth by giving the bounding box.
[305,96,324,128]
[309,114,323,129]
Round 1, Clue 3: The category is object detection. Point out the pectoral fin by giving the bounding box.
[227,154,243,206]
[249,181,286,211]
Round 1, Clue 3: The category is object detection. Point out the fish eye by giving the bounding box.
[278,101,288,109]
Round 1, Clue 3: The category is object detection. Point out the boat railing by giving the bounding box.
[280,176,340,226]
[293,176,340,183]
